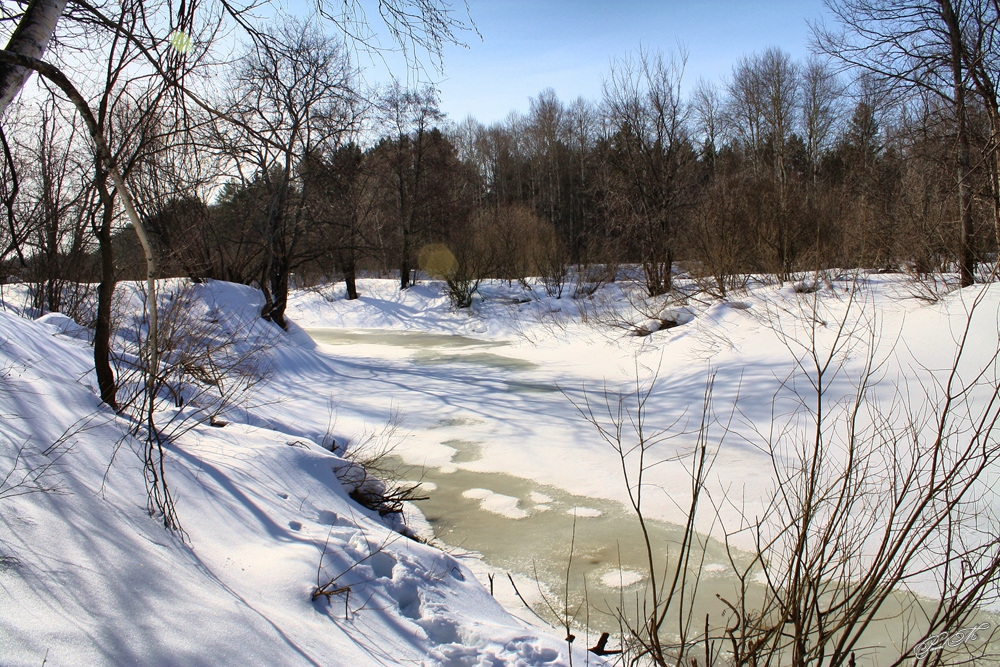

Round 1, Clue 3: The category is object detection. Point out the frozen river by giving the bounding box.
[305,327,734,631]
[303,325,986,660]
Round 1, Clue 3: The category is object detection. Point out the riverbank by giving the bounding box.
[1,273,997,665]
[0,279,604,666]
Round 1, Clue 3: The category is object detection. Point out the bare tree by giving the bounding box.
[959,0,1000,254]
[814,0,979,285]
[524,89,569,242]
[14,100,92,315]
[0,105,29,277]
[602,47,696,296]
[727,48,804,279]
[217,18,359,328]
[301,141,380,299]
[373,82,446,289]
[801,57,842,184]
[759,48,800,189]
[685,170,757,296]
[691,78,723,166]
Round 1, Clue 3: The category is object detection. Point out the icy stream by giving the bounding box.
[305,327,997,660]
[305,328,734,624]
[386,439,743,633]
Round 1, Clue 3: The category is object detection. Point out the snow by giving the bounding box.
[1,273,998,665]
[565,507,602,518]
[0,279,603,667]
[599,569,644,589]
[461,488,529,519]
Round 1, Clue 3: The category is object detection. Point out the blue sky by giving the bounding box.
[294,1,833,125]
[426,0,832,124]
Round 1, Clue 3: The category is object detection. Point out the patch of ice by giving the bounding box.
[462,488,529,520]
[567,506,602,518]
[600,569,644,588]
[530,491,553,504]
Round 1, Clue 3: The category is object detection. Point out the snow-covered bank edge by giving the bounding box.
[0,279,602,667]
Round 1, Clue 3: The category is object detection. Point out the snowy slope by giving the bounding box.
[0,282,603,666]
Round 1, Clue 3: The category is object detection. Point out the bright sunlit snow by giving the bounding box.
[461,488,529,519]
[1,273,998,665]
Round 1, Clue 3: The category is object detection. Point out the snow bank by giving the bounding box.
[0,281,601,667]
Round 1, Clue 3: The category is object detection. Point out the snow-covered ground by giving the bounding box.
[0,280,608,666]
[1,273,997,665]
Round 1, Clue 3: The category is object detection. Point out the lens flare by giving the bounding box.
[419,244,458,279]
[169,31,193,54]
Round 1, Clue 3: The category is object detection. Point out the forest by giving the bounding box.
[3,1,999,341]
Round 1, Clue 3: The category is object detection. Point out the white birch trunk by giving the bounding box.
[0,0,68,114]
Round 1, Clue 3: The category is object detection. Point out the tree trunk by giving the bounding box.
[344,262,359,300]
[992,130,1000,256]
[94,175,117,410]
[960,4,1000,268]
[259,179,294,329]
[399,230,411,289]
[942,0,976,287]
[972,82,1000,260]
[268,253,289,330]
[44,215,58,313]
[259,205,279,325]
[0,0,67,114]
[259,260,275,322]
